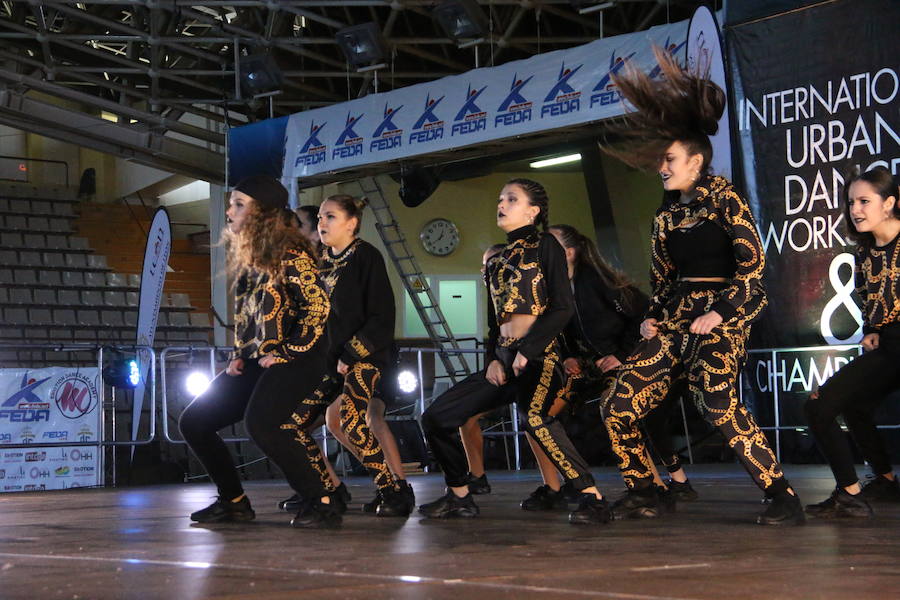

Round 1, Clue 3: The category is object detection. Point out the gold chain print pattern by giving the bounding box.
[280,378,337,493]
[603,288,784,491]
[489,234,547,319]
[337,362,397,491]
[856,240,900,331]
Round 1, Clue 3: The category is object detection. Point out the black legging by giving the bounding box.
[805,347,900,488]
[422,343,595,491]
[179,358,327,500]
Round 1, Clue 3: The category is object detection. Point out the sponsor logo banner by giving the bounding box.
[0,446,99,492]
[276,20,687,179]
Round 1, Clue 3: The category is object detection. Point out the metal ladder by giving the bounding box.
[356,176,471,384]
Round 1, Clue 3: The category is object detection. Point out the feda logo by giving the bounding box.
[295,121,327,167]
[649,37,686,80]
[409,93,445,145]
[370,104,404,152]
[541,62,582,118]
[1,373,51,423]
[590,50,635,108]
[52,373,98,419]
[332,112,364,160]
[0,433,10,443]
[495,73,534,127]
[451,84,488,137]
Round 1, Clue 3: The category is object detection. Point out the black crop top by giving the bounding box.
[484,225,574,362]
[855,230,900,335]
[666,220,737,278]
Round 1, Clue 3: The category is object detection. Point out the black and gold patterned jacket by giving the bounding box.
[648,175,767,324]
[232,248,330,364]
[320,238,395,370]
[485,225,574,362]
[855,231,900,335]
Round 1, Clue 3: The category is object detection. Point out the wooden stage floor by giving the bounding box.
[0,465,898,599]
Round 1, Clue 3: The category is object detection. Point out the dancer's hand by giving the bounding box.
[563,357,582,376]
[640,318,659,340]
[861,332,880,352]
[337,359,350,375]
[226,358,244,376]
[512,352,529,377]
[595,355,623,373]
[485,360,507,386]
[258,355,277,368]
[689,311,723,335]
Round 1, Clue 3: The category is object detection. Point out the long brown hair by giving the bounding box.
[549,224,638,312]
[843,165,900,250]
[223,200,314,283]
[601,46,725,175]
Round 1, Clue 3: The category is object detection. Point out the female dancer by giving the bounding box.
[419,179,611,525]
[284,194,410,528]
[528,224,697,513]
[600,49,803,525]
[179,176,331,523]
[805,166,900,517]
[295,205,321,249]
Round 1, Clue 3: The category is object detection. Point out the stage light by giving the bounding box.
[529,153,582,169]
[185,371,211,397]
[103,357,140,389]
[569,1,615,15]
[397,370,418,394]
[238,54,283,98]
[335,22,386,67]
[433,0,489,42]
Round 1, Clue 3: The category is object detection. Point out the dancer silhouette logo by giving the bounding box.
[541,63,582,118]
[370,104,404,152]
[495,73,534,127]
[333,112,365,160]
[0,374,50,423]
[295,121,327,167]
[452,84,488,136]
[409,93,445,145]
[590,50,635,108]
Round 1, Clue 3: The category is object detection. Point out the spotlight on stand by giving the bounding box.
[432,0,488,45]
[103,356,140,389]
[335,22,387,69]
[185,371,211,397]
[237,54,284,99]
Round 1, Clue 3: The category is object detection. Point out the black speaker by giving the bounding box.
[393,166,441,207]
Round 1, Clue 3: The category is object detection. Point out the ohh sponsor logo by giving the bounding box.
[52,373,98,419]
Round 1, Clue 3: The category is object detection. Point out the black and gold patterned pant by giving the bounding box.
[283,361,398,497]
[603,283,788,494]
[422,341,595,490]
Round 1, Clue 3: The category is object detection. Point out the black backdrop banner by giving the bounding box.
[727,0,900,349]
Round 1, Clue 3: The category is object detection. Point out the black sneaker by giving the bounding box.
[668,479,698,502]
[418,490,479,518]
[291,499,342,529]
[560,480,581,503]
[860,475,900,503]
[190,495,255,523]
[376,487,412,517]
[398,480,416,513]
[467,472,491,495]
[805,488,873,519]
[278,493,302,512]
[757,491,805,525]
[612,486,660,519]
[568,493,613,525]
[656,485,677,514]
[362,490,382,514]
[521,485,567,511]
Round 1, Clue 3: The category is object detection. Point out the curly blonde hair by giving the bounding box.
[222,201,315,283]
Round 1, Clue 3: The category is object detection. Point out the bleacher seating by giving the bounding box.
[0,184,213,368]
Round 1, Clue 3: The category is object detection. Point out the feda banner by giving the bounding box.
[276,20,688,180]
[0,367,101,492]
[728,0,900,349]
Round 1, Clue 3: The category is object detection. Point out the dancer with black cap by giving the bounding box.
[179,176,331,524]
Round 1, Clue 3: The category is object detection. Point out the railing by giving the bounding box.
[0,155,69,186]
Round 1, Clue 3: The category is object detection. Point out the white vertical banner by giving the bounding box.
[686,5,732,180]
[131,208,171,452]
